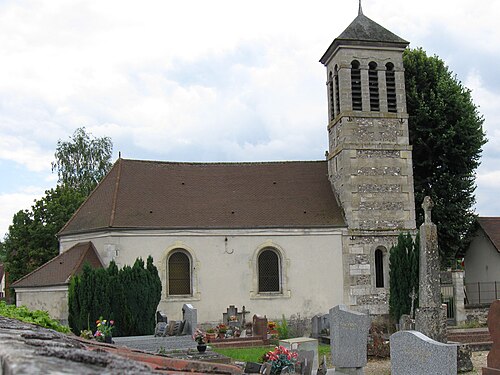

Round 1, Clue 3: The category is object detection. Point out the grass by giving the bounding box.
[212,344,331,364]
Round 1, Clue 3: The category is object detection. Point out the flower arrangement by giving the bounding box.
[192,329,206,345]
[229,315,238,322]
[263,346,298,375]
[216,323,227,334]
[94,317,114,341]
[268,321,277,331]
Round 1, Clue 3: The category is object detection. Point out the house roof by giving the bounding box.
[478,217,500,253]
[59,159,345,235]
[320,13,409,65]
[11,242,104,288]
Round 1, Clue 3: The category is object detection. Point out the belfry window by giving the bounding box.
[386,62,397,113]
[369,61,380,111]
[329,71,335,121]
[258,248,280,292]
[351,60,362,111]
[334,65,340,116]
[375,248,384,288]
[168,250,191,295]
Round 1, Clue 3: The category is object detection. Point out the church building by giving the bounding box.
[13,7,416,324]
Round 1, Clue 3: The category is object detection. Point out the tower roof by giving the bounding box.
[320,13,409,65]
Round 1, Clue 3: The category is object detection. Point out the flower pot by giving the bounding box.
[197,344,207,353]
[206,333,216,342]
[104,335,112,344]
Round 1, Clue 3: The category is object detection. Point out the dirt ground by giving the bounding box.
[363,351,488,375]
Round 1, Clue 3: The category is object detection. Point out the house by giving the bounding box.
[464,217,500,304]
[0,263,5,299]
[14,7,417,323]
[11,242,104,324]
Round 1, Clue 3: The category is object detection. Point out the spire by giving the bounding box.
[358,0,363,16]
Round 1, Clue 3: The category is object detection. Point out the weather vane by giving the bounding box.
[358,0,363,15]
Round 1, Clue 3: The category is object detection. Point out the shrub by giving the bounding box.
[0,301,70,333]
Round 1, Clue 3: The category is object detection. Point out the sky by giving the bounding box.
[1,0,500,239]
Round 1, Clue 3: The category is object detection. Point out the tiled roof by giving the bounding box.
[478,217,500,253]
[320,13,409,65]
[59,159,345,235]
[11,242,104,288]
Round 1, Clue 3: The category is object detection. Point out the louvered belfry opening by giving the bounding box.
[334,65,341,116]
[368,61,380,111]
[386,62,397,113]
[375,248,384,288]
[168,251,191,295]
[329,71,335,121]
[351,60,362,111]
[258,249,280,292]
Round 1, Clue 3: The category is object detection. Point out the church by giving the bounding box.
[13,6,416,324]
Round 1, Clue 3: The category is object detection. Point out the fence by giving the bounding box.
[465,281,499,305]
[441,284,455,323]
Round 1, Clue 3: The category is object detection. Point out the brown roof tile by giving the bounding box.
[11,242,104,288]
[478,217,500,253]
[59,159,345,235]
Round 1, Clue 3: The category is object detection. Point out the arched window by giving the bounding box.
[258,248,280,292]
[375,248,384,288]
[334,65,341,116]
[385,62,397,113]
[168,250,191,295]
[369,61,380,111]
[329,71,335,121]
[351,60,362,111]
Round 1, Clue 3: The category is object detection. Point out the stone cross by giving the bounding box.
[409,288,417,318]
[241,305,250,325]
[422,196,434,224]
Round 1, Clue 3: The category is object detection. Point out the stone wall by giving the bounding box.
[465,306,490,326]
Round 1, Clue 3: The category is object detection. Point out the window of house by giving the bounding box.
[375,248,384,288]
[258,248,280,293]
[334,65,341,116]
[369,61,380,111]
[168,250,191,295]
[351,60,362,111]
[386,62,397,113]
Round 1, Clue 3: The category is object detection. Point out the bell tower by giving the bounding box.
[320,5,416,313]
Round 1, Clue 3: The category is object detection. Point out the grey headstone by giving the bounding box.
[297,350,314,375]
[156,311,167,323]
[182,303,197,336]
[311,315,321,338]
[398,314,413,331]
[390,330,457,375]
[154,322,167,337]
[329,305,371,368]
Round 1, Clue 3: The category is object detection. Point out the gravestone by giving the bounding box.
[398,314,413,331]
[311,315,321,339]
[154,311,168,337]
[483,299,500,374]
[297,350,315,375]
[329,305,371,374]
[415,196,447,342]
[390,330,457,375]
[182,304,197,336]
[253,314,268,338]
[223,305,242,328]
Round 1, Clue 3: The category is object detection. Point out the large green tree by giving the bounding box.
[52,127,113,196]
[1,186,86,284]
[404,48,486,266]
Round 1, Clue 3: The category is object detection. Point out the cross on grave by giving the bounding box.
[422,196,434,224]
[409,287,417,319]
[241,305,250,325]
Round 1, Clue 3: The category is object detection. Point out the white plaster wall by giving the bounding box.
[465,229,500,283]
[0,274,5,298]
[60,228,345,323]
[15,286,69,323]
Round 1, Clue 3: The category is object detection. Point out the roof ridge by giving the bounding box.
[120,158,326,166]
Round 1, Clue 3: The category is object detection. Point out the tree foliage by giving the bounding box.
[68,256,162,337]
[404,48,487,265]
[1,186,86,284]
[389,233,419,322]
[52,127,113,196]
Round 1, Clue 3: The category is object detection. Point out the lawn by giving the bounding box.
[212,344,331,364]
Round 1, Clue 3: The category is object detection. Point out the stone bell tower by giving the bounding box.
[320,4,416,314]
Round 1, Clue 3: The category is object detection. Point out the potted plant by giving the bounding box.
[192,329,207,352]
[206,328,217,342]
[263,345,298,375]
[216,323,227,339]
[94,317,114,343]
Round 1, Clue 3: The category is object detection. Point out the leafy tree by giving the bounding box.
[404,48,487,266]
[1,186,85,284]
[389,233,419,322]
[52,127,113,196]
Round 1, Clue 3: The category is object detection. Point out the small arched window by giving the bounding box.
[329,71,335,121]
[385,62,397,113]
[375,248,384,288]
[168,250,191,295]
[351,60,362,111]
[369,61,380,111]
[258,248,280,292]
[334,65,341,116]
